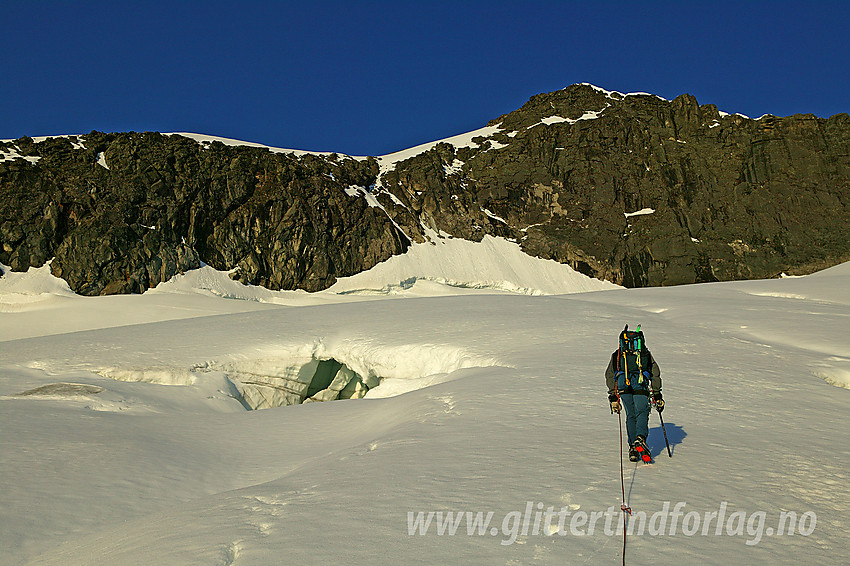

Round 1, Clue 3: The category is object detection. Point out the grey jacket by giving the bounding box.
[605,349,661,395]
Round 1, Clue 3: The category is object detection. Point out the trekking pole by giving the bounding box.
[658,409,672,458]
[650,396,672,458]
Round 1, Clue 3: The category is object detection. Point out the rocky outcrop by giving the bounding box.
[2,84,849,293]
[378,85,850,285]
[0,133,407,294]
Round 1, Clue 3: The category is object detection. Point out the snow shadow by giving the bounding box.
[648,421,686,456]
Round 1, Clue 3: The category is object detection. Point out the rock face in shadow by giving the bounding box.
[0,133,407,294]
[1,84,849,294]
[378,85,850,286]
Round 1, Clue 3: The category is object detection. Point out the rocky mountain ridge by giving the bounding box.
[2,84,849,294]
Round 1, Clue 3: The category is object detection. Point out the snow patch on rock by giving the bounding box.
[0,145,40,164]
[344,184,411,241]
[529,109,606,130]
[579,83,669,102]
[443,158,465,175]
[375,123,504,175]
[166,133,366,160]
[481,207,508,225]
[624,208,655,218]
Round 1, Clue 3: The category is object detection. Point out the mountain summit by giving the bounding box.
[2,84,849,295]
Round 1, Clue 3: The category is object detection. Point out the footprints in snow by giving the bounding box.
[240,487,320,540]
[417,394,461,423]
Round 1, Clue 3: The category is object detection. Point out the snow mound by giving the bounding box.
[806,260,850,279]
[738,260,850,307]
[0,262,76,307]
[148,265,294,302]
[329,235,620,296]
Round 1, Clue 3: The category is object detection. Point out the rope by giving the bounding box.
[616,388,630,565]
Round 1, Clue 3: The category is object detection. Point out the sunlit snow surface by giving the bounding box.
[2,245,849,564]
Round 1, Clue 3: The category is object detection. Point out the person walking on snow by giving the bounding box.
[606,325,664,462]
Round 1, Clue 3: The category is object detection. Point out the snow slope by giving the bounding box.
[2,246,848,565]
[327,235,620,296]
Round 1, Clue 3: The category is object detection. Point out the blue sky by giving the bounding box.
[2,1,848,156]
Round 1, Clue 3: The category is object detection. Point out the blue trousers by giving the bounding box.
[620,392,650,445]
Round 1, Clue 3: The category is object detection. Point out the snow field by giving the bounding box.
[1,242,848,565]
[1,281,848,564]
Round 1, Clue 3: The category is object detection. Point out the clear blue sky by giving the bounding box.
[2,1,848,156]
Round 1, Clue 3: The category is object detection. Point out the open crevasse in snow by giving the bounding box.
[190,339,505,410]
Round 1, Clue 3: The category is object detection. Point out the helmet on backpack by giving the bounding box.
[619,324,646,354]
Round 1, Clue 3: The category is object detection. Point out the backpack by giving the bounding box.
[614,325,652,393]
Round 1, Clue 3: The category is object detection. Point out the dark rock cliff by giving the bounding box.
[1,84,848,294]
[380,84,850,286]
[0,133,406,294]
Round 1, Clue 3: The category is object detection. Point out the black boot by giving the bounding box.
[634,436,651,462]
[628,445,638,462]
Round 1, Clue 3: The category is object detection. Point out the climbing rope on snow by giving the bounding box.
[615,387,630,565]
